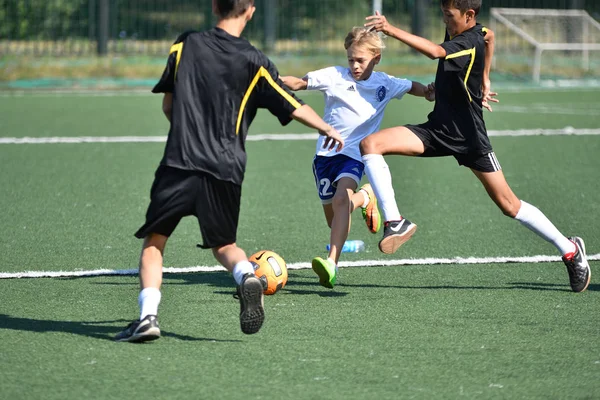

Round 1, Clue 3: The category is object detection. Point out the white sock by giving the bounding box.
[327,258,338,278]
[362,154,401,221]
[232,260,255,285]
[515,200,576,255]
[139,287,161,320]
[359,188,370,208]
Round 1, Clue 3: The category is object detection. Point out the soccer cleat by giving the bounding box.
[378,218,417,254]
[360,183,382,234]
[562,236,591,293]
[237,274,265,334]
[115,314,161,343]
[311,257,337,289]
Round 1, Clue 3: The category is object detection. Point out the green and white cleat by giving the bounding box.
[311,257,337,289]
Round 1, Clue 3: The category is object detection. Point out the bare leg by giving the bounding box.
[350,190,366,212]
[471,168,575,254]
[472,168,590,292]
[327,177,358,264]
[470,169,521,217]
[322,187,364,229]
[322,203,334,228]
[133,233,167,330]
[360,125,426,157]
[139,233,168,290]
[212,243,248,273]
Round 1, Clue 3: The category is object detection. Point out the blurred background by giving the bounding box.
[1,0,599,89]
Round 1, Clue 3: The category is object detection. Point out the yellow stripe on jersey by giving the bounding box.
[169,42,183,81]
[236,66,302,135]
[445,47,476,102]
[261,68,302,109]
[482,26,488,34]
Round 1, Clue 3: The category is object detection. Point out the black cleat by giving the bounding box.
[115,315,161,343]
[378,218,417,254]
[562,236,591,293]
[237,274,265,334]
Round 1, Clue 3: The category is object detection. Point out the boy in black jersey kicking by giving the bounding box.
[360,0,590,293]
[115,0,344,342]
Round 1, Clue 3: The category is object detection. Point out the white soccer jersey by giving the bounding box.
[305,66,413,161]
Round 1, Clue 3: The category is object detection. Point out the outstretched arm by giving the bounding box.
[291,105,344,152]
[365,12,446,59]
[482,28,499,112]
[408,81,435,102]
[280,76,308,91]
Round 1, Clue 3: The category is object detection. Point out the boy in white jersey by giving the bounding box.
[281,27,434,288]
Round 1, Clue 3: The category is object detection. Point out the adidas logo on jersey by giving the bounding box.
[346,85,356,92]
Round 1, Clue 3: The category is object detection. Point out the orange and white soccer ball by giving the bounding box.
[249,250,288,295]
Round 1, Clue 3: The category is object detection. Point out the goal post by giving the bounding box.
[372,0,382,14]
[490,8,600,82]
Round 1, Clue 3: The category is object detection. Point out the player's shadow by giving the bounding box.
[212,287,348,298]
[80,271,233,286]
[333,281,579,292]
[587,283,599,292]
[0,314,239,342]
[89,271,592,293]
[164,271,235,288]
[169,270,593,294]
[280,272,349,296]
[507,281,599,292]
[168,271,349,297]
[88,272,233,290]
[90,272,348,300]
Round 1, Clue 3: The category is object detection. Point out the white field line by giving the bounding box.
[1,253,599,279]
[488,127,600,136]
[495,105,600,115]
[2,85,600,97]
[0,128,599,145]
[0,89,153,97]
[0,133,319,144]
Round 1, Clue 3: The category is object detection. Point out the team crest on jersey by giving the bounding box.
[376,86,387,102]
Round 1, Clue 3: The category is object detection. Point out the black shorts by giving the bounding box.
[406,123,501,173]
[135,166,241,249]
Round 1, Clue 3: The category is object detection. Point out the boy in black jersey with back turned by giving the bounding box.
[115,0,344,342]
[360,0,590,293]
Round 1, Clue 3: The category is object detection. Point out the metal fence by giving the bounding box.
[1,0,599,81]
[1,0,598,57]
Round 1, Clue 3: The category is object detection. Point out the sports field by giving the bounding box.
[0,88,599,399]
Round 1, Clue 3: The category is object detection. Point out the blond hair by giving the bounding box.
[344,27,385,55]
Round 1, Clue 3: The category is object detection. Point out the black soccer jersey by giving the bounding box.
[152,28,304,185]
[426,23,491,155]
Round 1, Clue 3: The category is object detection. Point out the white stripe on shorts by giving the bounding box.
[488,152,501,171]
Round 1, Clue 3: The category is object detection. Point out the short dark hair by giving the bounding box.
[441,0,481,16]
[214,0,254,18]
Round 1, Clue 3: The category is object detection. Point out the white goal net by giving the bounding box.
[490,8,600,82]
